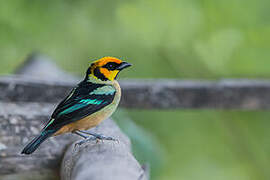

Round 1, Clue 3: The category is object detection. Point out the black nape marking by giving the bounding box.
[84,66,93,81]
[103,62,120,71]
[94,67,108,81]
[86,66,92,75]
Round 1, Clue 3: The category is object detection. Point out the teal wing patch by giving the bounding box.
[89,86,116,95]
[58,103,89,116]
[58,98,105,116]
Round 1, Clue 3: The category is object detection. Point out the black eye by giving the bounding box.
[103,62,118,70]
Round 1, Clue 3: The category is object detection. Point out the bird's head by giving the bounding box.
[86,57,132,82]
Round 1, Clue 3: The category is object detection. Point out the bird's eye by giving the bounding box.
[104,62,118,70]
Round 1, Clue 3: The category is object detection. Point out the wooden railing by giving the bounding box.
[2,76,270,110]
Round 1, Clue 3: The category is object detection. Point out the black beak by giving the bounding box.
[116,62,132,70]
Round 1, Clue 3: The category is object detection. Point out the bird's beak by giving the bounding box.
[116,62,132,70]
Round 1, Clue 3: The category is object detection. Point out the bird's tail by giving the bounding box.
[21,130,56,155]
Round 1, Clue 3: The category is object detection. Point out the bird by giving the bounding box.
[21,57,132,155]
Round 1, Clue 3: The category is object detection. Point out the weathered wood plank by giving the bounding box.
[0,102,77,175]
[121,79,270,109]
[0,75,75,103]
[1,75,270,109]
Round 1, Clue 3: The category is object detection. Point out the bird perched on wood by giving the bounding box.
[21,57,131,154]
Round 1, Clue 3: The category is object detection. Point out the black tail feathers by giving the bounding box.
[21,130,56,155]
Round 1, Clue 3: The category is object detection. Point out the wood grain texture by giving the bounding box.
[0,102,77,175]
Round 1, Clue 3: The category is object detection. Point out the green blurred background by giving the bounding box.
[1,0,270,179]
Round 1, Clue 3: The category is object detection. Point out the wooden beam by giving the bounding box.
[121,79,270,109]
[1,75,270,109]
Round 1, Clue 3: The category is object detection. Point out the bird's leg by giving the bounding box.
[73,131,88,139]
[73,131,96,146]
[78,130,116,141]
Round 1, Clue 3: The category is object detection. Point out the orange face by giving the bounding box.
[88,57,131,81]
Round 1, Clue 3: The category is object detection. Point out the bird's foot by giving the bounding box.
[91,134,116,141]
[75,136,97,147]
[75,135,116,146]
[78,130,117,141]
[74,130,117,146]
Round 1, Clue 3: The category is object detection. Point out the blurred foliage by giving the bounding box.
[0,0,270,180]
[128,110,270,180]
[0,0,270,78]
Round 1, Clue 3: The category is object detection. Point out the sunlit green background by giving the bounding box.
[1,0,270,179]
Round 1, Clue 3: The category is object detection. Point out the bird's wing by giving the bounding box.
[44,82,116,130]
